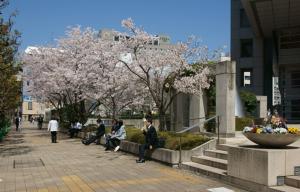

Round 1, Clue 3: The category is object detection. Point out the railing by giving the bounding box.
[176,115,220,166]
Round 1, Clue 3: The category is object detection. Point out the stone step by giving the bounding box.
[181,161,227,180]
[285,176,300,188]
[269,185,300,192]
[204,149,228,160]
[191,155,227,170]
[216,144,230,151]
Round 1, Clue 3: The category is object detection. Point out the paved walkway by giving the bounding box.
[0,126,247,192]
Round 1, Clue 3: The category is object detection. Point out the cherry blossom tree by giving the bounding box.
[23,18,219,130]
[23,26,145,122]
[117,18,216,130]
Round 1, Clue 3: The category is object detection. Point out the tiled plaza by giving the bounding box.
[0,125,247,192]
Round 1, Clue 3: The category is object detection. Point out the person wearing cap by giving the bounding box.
[136,118,158,163]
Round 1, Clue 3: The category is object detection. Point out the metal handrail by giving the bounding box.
[176,115,218,134]
[176,115,220,166]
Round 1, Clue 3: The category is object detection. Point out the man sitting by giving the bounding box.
[136,118,158,163]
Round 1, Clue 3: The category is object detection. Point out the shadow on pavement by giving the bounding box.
[0,146,33,157]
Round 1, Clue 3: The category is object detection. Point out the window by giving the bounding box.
[291,71,300,88]
[154,40,159,45]
[240,9,250,28]
[27,81,30,86]
[28,102,32,110]
[240,39,253,57]
[114,36,119,41]
[280,31,300,49]
[291,100,300,119]
[241,68,253,87]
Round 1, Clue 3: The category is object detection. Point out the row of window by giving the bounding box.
[114,35,160,46]
[241,70,300,88]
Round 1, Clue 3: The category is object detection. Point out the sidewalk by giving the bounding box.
[0,125,247,192]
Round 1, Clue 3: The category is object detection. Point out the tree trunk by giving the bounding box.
[158,110,167,131]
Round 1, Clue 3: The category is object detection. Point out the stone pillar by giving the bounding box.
[189,93,207,132]
[216,61,236,137]
[256,96,267,118]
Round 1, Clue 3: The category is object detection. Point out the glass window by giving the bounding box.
[240,9,250,28]
[114,36,119,41]
[240,39,253,57]
[291,71,300,88]
[291,100,300,119]
[28,102,32,110]
[241,68,253,87]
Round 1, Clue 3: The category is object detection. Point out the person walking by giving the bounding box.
[15,116,21,132]
[48,117,59,143]
[136,118,158,163]
[37,115,44,129]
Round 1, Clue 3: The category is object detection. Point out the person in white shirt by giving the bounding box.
[48,117,59,143]
[74,121,82,137]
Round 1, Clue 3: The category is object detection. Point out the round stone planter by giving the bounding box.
[243,132,300,148]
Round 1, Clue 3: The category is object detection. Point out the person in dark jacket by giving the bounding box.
[136,118,158,163]
[37,115,44,129]
[15,116,21,132]
[95,118,105,144]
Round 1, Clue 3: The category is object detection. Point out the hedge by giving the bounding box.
[83,125,210,150]
[0,118,11,141]
[235,117,253,131]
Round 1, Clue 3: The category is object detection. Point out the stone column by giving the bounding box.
[216,61,236,137]
[256,96,267,118]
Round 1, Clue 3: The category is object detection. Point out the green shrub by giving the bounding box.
[236,117,253,131]
[125,128,210,150]
[240,90,257,116]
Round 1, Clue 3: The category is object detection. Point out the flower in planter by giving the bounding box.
[243,126,253,133]
[242,110,299,135]
[256,128,262,134]
[288,128,299,134]
[273,127,288,134]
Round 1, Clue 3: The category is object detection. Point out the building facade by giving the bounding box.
[22,47,52,122]
[231,0,300,123]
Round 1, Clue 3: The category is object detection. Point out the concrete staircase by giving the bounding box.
[269,176,300,192]
[181,144,229,179]
[181,143,300,192]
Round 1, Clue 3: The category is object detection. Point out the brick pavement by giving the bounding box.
[0,126,248,192]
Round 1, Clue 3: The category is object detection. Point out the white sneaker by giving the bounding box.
[114,146,120,152]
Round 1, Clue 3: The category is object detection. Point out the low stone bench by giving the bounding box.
[73,131,217,166]
[119,140,181,165]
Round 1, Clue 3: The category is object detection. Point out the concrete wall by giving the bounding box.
[228,145,300,186]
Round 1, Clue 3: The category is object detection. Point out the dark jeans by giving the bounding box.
[51,131,57,143]
[106,137,120,149]
[95,131,105,144]
[16,124,19,131]
[38,123,43,129]
[138,144,151,160]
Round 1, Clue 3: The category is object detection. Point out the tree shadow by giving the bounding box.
[0,146,33,157]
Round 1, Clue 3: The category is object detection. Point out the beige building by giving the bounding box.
[22,100,46,121]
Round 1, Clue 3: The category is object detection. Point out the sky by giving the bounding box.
[3,0,230,53]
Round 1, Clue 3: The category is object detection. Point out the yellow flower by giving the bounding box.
[256,128,262,134]
[288,127,299,134]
